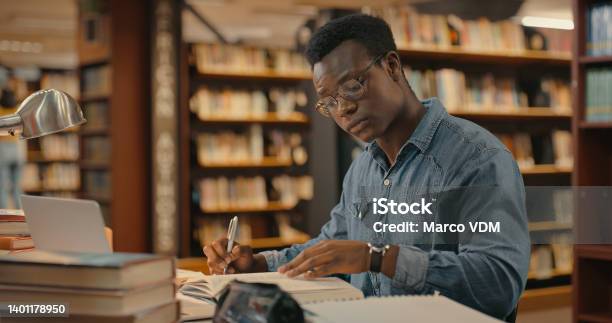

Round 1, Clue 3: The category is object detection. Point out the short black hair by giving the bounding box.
[305,14,397,66]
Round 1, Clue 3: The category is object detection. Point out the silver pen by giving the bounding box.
[223,216,238,274]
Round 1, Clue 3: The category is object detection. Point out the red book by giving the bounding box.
[0,236,33,250]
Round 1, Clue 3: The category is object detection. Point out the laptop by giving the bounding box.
[20,195,112,254]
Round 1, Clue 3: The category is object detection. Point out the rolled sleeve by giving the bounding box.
[391,245,429,292]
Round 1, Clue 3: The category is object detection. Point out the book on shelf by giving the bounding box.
[192,44,310,75]
[39,133,80,160]
[40,71,80,99]
[403,66,570,113]
[587,2,612,56]
[0,236,33,250]
[178,271,363,305]
[189,86,308,120]
[82,101,109,130]
[82,65,111,98]
[585,67,612,122]
[372,6,571,54]
[198,175,313,212]
[83,136,111,163]
[196,126,307,166]
[494,131,573,170]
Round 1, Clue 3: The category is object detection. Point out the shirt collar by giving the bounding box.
[366,97,447,157]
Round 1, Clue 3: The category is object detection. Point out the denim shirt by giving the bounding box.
[260,98,530,319]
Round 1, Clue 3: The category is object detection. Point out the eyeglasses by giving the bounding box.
[315,53,385,117]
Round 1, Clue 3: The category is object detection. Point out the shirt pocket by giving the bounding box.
[347,197,377,242]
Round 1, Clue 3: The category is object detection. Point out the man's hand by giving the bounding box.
[203,238,266,274]
[278,240,370,278]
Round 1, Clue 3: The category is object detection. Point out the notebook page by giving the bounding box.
[302,295,501,323]
[204,272,356,295]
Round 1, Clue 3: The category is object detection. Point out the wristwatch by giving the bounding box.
[367,243,390,273]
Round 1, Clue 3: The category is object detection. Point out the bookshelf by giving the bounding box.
[572,0,612,322]
[76,0,149,252]
[1,68,82,201]
[179,43,314,257]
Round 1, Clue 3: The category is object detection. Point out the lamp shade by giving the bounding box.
[0,89,86,139]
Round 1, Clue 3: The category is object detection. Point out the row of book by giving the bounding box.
[494,131,573,170]
[403,67,571,112]
[0,210,32,253]
[37,133,80,161]
[81,102,109,130]
[585,67,612,122]
[192,44,311,74]
[198,175,313,212]
[22,163,81,191]
[196,126,307,166]
[83,170,111,199]
[0,249,178,322]
[83,137,111,163]
[375,7,571,53]
[82,65,111,99]
[190,87,308,120]
[40,72,79,99]
[529,239,573,280]
[196,213,309,247]
[587,2,612,56]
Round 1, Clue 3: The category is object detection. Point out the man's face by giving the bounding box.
[313,40,403,142]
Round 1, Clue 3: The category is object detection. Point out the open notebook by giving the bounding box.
[302,295,501,323]
[178,271,363,305]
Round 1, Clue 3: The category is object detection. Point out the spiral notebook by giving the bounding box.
[302,295,501,323]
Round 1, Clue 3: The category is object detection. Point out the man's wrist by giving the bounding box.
[251,254,269,272]
[381,245,399,278]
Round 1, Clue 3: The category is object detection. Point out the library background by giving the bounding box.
[0,0,611,322]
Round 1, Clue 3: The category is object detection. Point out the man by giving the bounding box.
[204,14,529,320]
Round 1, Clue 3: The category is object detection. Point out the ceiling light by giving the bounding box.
[521,16,574,30]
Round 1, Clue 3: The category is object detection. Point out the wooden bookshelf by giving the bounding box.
[76,0,149,252]
[199,157,293,169]
[528,221,573,232]
[398,46,571,65]
[578,55,612,64]
[578,121,612,129]
[193,112,310,125]
[193,70,312,82]
[572,1,612,322]
[199,202,298,215]
[451,108,572,121]
[520,165,573,175]
[180,43,313,257]
[249,235,310,249]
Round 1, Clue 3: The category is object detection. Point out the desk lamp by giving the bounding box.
[0,89,86,139]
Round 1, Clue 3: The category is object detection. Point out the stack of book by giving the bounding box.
[0,250,178,323]
[0,210,33,254]
[585,67,612,122]
[587,2,612,56]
